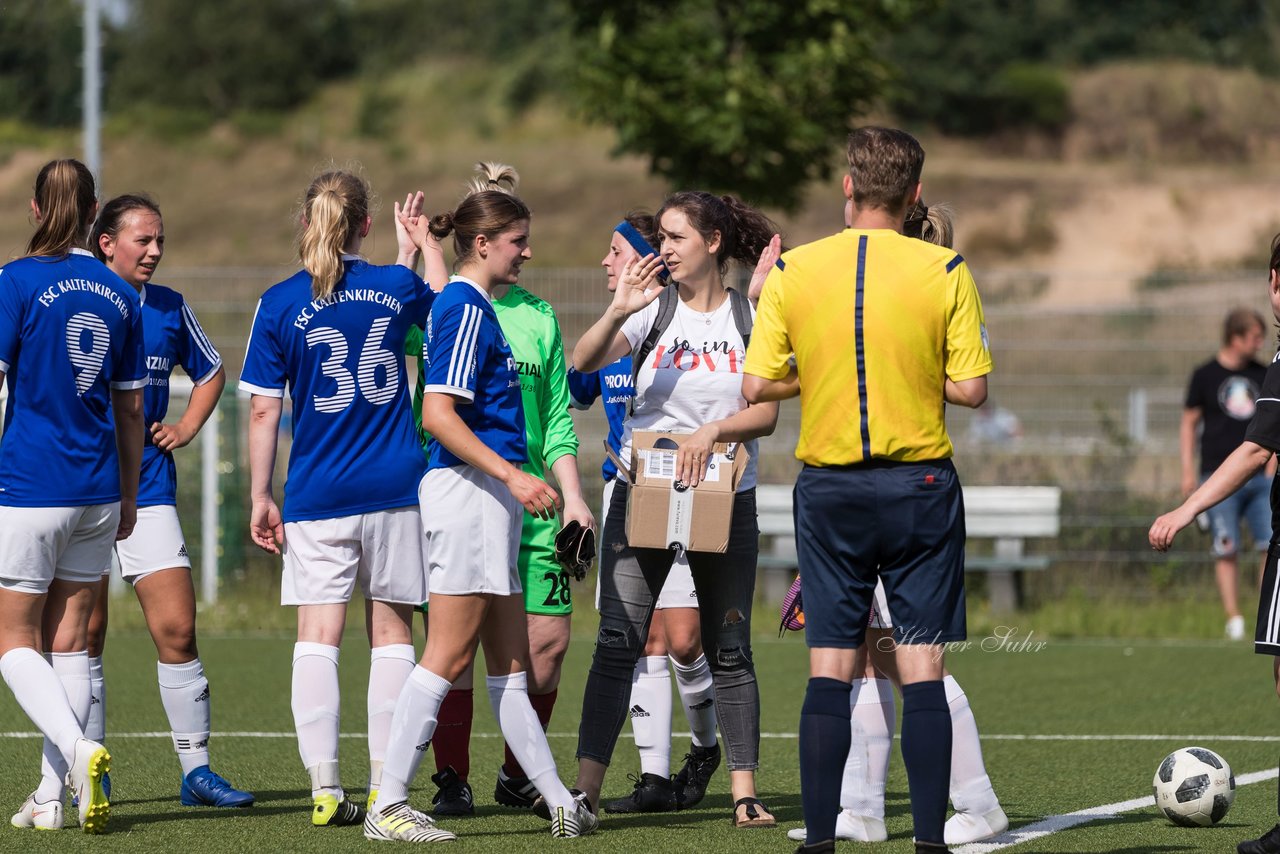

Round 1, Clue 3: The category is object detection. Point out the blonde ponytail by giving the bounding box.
[25,159,97,259]
[921,202,955,249]
[467,161,519,196]
[298,171,369,301]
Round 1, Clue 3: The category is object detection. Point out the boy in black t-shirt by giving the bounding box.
[1181,308,1273,639]
[1152,237,1280,854]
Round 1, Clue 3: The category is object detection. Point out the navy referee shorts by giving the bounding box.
[795,459,967,649]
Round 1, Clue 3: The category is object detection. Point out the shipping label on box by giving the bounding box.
[607,430,749,553]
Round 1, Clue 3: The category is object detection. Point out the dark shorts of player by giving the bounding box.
[1253,542,1280,656]
[795,459,967,650]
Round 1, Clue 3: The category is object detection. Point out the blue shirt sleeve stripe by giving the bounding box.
[946,253,964,273]
[180,301,221,368]
[447,303,481,390]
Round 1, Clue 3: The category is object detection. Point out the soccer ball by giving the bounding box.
[1152,747,1235,827]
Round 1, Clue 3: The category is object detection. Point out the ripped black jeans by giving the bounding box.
[577,483,760,771]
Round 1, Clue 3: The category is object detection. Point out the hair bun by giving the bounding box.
[428,211,455,239]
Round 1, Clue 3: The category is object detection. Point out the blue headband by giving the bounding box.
[614,221,669,281]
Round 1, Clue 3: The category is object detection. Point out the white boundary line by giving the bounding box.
[2,731,1280,742]
[954,768,1278,853]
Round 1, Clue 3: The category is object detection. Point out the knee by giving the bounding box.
[592,618,642,674]
[705,611,753,676]
[665,630,701,665]
[86,621,107,658]
[153,616,198,661]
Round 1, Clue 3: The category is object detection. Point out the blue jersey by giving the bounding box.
[423,277,526,471]
[0,249,146,506]
[137,284,223,508]
[567,356,633,482]
[239,257,433,522]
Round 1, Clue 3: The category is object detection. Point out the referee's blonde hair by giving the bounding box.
[429,162,530,266]
[299,171,370,302]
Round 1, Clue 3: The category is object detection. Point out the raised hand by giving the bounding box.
[393,191,426,256]
[609,253,667,318]
[747,233,782,304]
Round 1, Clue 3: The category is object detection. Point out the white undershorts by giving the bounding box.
[597,479,699,611]
[108,504,191,582]
[420,465,522,597]
[868,578,894,629]
[281,507,427,606]
[0,503,120,593]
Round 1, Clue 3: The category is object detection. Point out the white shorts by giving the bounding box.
[281,507,428,606]
[868,578,894,629]
[109,505,191,582]
[421,466,522,597]
[0,503,120,594]
[598,479,699,611]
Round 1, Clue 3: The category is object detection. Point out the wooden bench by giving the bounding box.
[755,483,1061,611]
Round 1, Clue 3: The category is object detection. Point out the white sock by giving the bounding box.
[292,642,341,798]
[375,666,450,811]
[630,656,673,777]
[87,655,106,742]
[34,652,92,802]
[671,654,718,748]
[842,677,895,820]
[158,658,212,776]
[368,644,415,791]
[487,671,574,813]
[945,674,999,814]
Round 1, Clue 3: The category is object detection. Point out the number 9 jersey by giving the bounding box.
[239,256,434,522]
[0,248,146,506]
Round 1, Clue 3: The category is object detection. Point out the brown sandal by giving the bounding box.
[732,796,776,828]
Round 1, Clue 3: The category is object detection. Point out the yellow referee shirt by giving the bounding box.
[744,228,991,467]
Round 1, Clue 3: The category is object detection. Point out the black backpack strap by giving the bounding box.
[728,286,753,350]
[629,285,679,415]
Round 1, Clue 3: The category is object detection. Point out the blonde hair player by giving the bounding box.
[241,170,445,836]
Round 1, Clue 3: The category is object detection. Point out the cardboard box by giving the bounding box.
[605,430,750,553]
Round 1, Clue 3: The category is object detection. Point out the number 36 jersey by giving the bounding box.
[0,248,147,506]
[240,257,434,522]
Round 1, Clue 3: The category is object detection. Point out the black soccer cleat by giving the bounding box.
[673,743,721,809]
[603,773,677,814]
[429,766,474,816]
[1240,823,1280,854]
[494,767,539,809]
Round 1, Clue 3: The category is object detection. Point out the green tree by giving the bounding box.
[0,0,93,127]
[110,0,353,119]
[564,0,923,210]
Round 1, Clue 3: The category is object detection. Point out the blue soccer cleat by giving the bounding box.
[180,766,254,808]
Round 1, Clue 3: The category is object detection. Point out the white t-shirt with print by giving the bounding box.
[619,293,758,491]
